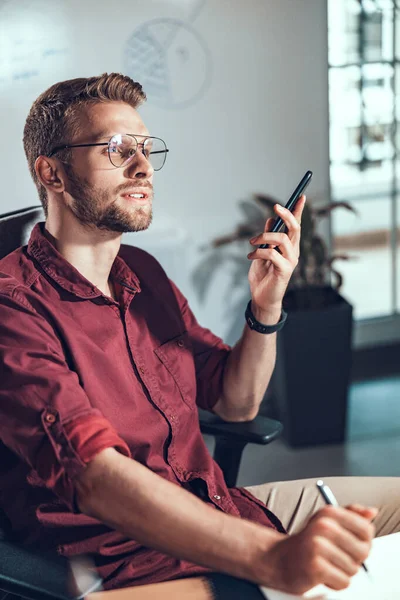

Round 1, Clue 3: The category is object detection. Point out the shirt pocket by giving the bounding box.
[153,332,197,410]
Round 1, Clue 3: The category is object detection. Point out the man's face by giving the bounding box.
[61,101,155,233]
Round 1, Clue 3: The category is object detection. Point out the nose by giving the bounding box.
[124,150,154,180]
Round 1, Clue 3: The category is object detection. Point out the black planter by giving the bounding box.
[269,286,353,447]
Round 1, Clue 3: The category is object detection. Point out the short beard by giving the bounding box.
[64,165,153,233]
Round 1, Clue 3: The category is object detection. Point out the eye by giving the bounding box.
[117,143,135,158]
[142,140,153,158]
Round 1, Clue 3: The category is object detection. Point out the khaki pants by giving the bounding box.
[246,477,400,536]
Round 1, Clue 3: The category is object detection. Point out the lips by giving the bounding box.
[120,188,152,200]
[125,193,146,199]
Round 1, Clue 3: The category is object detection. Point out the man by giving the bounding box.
[0,72,399,595]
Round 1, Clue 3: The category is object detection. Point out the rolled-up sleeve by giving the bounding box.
[0,288,130,511]
[168,280,231,412]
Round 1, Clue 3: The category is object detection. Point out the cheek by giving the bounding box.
[83,154,116,183]
[89,172,119,195]
[71,156,124,197]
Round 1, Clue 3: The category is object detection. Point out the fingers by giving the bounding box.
[264,217,275,233]
[252,195,306,259]
[317,506,375,542]
[269,501,376,595]
[311,516,371,569]
[346,504,379,522]
[283,529,361,593]
[273,195,305,241]
[247,245,295,275]
[306,506,374,574]
[313,558,353,592]
[292,193,306,222]
[248,232,298,265]
[310,538,360,583]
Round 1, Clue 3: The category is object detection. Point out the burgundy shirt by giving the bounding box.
[0,223,284,589]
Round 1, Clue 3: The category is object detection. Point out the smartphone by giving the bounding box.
[259,170,313,249]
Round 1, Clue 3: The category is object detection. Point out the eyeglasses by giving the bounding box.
[48,133,169,171]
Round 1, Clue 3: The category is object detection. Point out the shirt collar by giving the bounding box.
[27,222,141,298]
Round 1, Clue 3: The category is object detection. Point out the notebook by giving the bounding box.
[260,531,400,600]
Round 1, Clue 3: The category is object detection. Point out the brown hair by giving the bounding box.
[23,73,146,216]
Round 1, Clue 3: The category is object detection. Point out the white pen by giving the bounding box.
[316,480,369,574]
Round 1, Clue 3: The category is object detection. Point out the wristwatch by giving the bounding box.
[245,300,287,334]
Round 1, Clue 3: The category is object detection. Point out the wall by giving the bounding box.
[0,0,330,342]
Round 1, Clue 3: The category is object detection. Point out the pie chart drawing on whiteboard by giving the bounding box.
[123,18,212,110]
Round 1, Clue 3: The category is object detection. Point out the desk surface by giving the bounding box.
[87,577,212,599]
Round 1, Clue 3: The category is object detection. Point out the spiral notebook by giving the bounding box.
[260,531,400,600]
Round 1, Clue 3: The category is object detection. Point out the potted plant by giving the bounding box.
[192,194,358,447]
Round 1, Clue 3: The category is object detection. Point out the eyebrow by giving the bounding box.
[91,131,114,142]
[92,131,150,142]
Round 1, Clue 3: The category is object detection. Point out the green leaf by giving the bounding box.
[314,202,359,218]
[253,193,280,211]
[300,203,314,241]
[238,200,267,226]
[201,191,357,302]
[311,236,326,267]
[230,258,249,292]
[331,267,343,291]
[329,254,359,264]
[191,251,227,303]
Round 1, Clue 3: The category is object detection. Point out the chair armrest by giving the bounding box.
[0,539,102,600]
[198,409,283,445]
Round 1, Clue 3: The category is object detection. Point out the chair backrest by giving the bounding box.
[0,206,44,539]
[0,206,44,260]
[0,207,105,595]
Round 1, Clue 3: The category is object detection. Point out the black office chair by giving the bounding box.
[0,206,282,600]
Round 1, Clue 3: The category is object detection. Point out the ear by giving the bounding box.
[35,156,66,194]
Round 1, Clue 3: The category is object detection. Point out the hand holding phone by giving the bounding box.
[258,170,312,249]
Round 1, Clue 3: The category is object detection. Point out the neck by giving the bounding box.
[44,210,122,297]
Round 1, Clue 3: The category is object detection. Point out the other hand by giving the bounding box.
[247,195,306,321]
[255,503,377,594]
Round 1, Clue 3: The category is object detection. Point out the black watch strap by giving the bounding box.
[245,300,287,334]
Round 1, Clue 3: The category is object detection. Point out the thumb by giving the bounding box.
[265,217,275,232]
[346,504,379,521]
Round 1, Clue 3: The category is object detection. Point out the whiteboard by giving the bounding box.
[0,0,329,338]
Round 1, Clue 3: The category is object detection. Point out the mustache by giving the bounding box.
[117,182,153,194]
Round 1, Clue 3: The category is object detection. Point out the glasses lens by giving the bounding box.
[143,137,168,171]
[108,135,168,170]
[108,134,137,168]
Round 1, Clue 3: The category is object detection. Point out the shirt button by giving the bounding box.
[177,340,184,348]
[213,495,221,501]
[139,367,145,375]
[45,413,56,424]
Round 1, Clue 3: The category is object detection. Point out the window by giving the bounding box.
[328,0,399,327]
